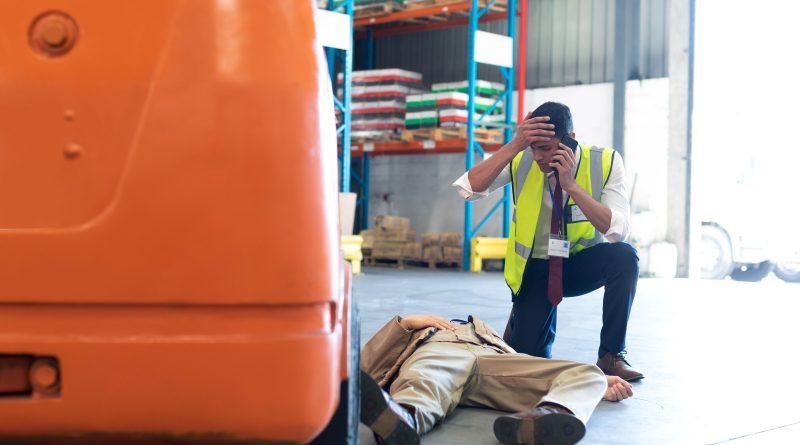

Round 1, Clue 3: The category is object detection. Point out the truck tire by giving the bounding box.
[730,261,773,282]
[700,224,734,280]
[774,262,800,283]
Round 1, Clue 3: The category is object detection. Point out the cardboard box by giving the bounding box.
[423,245,443,262]
[403,242,422,260]
[440,232,462,247]
[443,246,463,262]
[360,229,375,249]
[375,215,411,231]
[421,233,440,246]
[375,227,416,242]
[373,240,405,259]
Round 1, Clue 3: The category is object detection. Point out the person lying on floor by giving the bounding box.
[360,314,633,445]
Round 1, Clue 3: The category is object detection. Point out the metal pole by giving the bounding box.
[326,0,336,86]
[685,0,696,275]
[361,29,374,229]
[517,0,527,124]
[612,0,627,157]
[463,0,479,270]
[365,29,374,70]
[503,0,517,238]
[340,0,354,192]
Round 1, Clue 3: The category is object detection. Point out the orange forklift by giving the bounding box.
[0,1,358,443]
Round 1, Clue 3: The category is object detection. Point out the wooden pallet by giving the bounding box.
[354,2,405,19]
[364,257,461,270]
[352,132,404,144]
[365,256,407,269]
[402,126,504,144]
[405,0,507,11]
[355,0,507,27]
[409,259,461,270]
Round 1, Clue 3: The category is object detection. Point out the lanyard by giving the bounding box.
[547,176,565,236]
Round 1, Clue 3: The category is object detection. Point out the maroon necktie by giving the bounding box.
[547,175,564,306]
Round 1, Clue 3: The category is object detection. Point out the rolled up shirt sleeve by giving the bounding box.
[452,165,512,202]
[600,152,631,242]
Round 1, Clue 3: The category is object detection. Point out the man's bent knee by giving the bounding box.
[608,242,639,275]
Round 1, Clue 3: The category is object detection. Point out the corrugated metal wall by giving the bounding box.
[359,0,669,88]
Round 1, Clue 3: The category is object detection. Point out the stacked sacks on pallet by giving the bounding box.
[405,93,438,130]
[338,69,427,141]
[432,80,507,127]
[435,92,505,127]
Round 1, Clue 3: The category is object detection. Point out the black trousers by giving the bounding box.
[509,242,639,359]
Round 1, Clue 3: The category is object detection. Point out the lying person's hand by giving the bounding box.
[399,315,457,332]
[603,376,634,402]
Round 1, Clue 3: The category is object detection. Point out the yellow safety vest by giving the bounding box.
[504,144,615,295]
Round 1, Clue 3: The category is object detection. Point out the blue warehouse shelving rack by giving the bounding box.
[323,0,524,271]
[321,0,355,193]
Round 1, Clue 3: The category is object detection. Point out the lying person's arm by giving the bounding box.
[602,376,634,402]
[360,315,456,383]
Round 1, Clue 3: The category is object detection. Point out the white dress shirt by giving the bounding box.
[452,148,630,258]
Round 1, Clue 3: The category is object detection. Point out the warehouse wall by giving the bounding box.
[358,0,669,88]
[366,78,670,242]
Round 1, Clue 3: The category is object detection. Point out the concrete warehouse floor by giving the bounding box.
[355,267,800,445]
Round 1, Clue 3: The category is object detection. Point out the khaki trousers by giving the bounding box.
[388,324,607,434]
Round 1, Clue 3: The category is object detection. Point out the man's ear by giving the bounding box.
[569,132,576,139]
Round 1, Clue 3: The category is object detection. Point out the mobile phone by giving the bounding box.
[552,135,579,172]
[560,134,578,153]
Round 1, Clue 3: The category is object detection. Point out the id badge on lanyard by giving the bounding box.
[547,179,570,258]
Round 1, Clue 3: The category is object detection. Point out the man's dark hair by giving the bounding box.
[530,101,573,137]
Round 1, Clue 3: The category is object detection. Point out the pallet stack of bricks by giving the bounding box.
[422,232,463,264]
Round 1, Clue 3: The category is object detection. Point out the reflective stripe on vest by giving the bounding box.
[504,145,614,294]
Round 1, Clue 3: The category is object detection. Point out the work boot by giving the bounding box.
[597,352,644,382]
[360,370,419,445]
[494,403,585,445]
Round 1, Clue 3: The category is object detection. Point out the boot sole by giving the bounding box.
[359,370,420,445]
[494,412,585,445]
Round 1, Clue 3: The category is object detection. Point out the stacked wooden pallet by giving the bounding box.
[353,0,405,18]
[402,126,504,144]
[352,0,509,26]
[405,0,508,12]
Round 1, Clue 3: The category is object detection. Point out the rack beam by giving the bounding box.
[354,12,507,38]
[350,139,503,156]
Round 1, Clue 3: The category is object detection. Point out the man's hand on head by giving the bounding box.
[399,315,457,332]
[509,112,555,153]
[603,376,634,402]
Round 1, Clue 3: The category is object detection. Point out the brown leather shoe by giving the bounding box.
[493,404,585,445]
[597,352,644,382]
[360,370,419,445]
